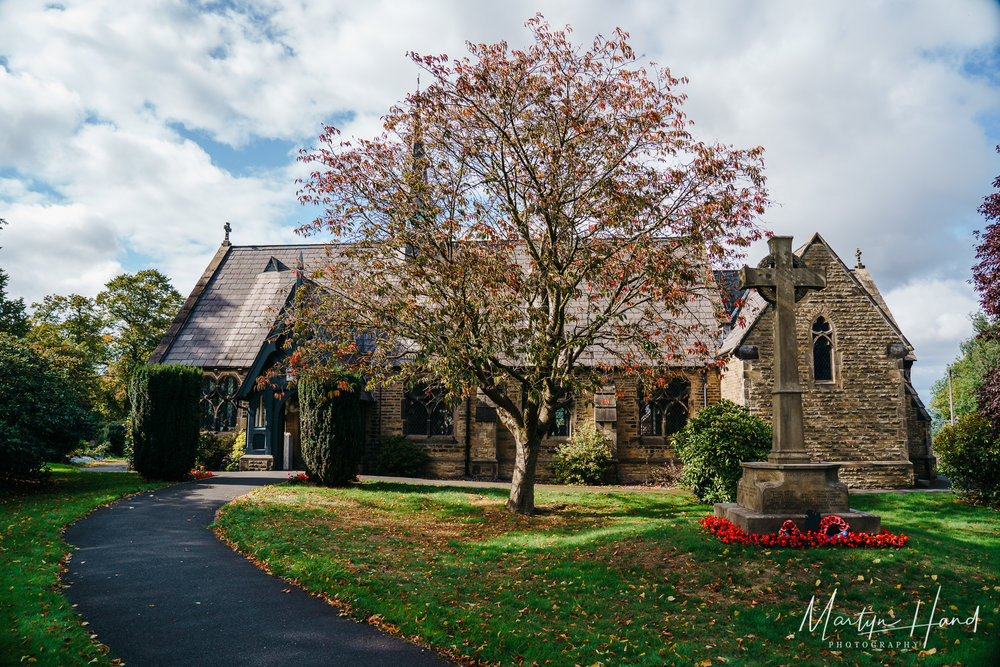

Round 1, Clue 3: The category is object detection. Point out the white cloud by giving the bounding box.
[0,0,996,399]
[1,202,122,304]
[884,276,982,400]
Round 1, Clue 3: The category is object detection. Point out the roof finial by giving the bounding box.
[855,247,864,269]
[223,221,232,246]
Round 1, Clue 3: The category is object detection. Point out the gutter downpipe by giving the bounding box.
[464,396,472,477]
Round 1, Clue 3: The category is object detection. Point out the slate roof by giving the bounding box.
[153,240,724,370]
[717,233,913,358]
[152,244,340,368]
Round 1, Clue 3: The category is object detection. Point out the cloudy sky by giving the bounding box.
[1,0,998,404]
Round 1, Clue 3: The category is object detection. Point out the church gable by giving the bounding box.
[152,244,335,369]
[719,233,922,489]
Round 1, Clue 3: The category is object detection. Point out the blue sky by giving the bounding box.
[0,0,998,404]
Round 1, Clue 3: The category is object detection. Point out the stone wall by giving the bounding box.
[721,241,916,488]
[368,370,715,484]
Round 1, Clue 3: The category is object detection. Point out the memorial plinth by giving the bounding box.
[714,462,881,534]
[713,236,882,535]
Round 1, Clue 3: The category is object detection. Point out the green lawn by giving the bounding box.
[0,470,166,666]
[215,484,1000,665]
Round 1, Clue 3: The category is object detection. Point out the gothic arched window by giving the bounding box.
[638,378,690,437]
[812,317,834,382]
[200,373,241,431]
[404,385,454,437]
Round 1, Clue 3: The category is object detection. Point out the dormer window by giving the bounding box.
[812,317,834,383]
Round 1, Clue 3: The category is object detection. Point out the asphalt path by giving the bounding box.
[63,471,448,666]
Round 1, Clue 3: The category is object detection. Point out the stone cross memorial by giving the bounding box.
[714,235,881,535]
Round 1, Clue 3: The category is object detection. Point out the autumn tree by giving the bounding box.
[293,17,768,514]
[973,146,1000,431]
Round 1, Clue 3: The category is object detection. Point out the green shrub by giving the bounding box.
[196,431,236,471]
[551,422,614,485]
[97,421,127,457]
[299,377,364,486]
[129,364,202,481]
[934,411,1000,507]
[0,333,94,480]
[672,400,771,504]
[372,435,431,477]
[224,431,246,471]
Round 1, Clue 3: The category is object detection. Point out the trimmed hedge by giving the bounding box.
[672,399,772,504]
[129,364,202,480]
[299,378,364,486]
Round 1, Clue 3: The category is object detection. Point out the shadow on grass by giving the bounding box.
[360,480,511,499]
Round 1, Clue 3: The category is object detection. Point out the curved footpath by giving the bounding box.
[63,471,448,666]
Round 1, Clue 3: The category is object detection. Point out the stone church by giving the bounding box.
[150,230,934,489]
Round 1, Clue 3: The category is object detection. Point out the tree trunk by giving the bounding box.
[506,434,541,515]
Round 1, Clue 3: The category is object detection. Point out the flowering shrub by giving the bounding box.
[699,515,908,549]
[189,466,213,480]
[287,472,309,485]
[223,431,246,472]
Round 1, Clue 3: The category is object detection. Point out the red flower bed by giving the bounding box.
[286,472,309,485]
[189,466,213,480]
[699,515,909,549]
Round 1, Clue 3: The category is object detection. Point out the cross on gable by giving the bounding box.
[738,236,825,304]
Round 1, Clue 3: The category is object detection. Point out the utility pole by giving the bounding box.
[948,365,955,426]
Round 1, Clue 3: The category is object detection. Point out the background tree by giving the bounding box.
[29,293,109,367]
[97,270,183,418]
[972,146,1000,431]
[0,269,28,337]
[0,333,94,480]
[293,17,767,514]
[0,219,29,337]
[929,313,1000,430]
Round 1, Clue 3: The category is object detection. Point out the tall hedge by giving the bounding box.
[129,364,202,480]
[299,377,364,486]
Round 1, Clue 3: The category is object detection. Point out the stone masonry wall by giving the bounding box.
[369,370,717,484]
[732,242,914,488]
[719,356,747,406]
